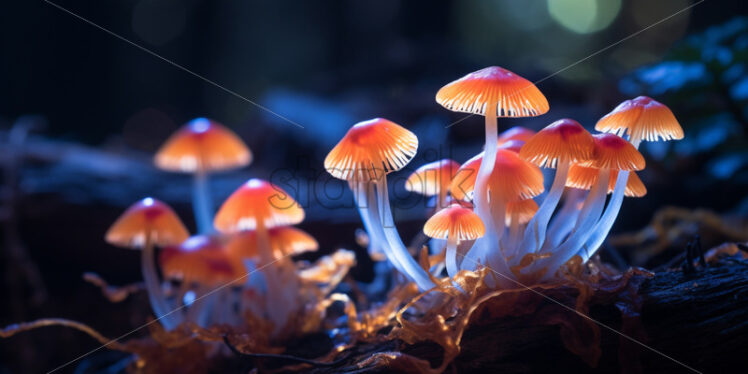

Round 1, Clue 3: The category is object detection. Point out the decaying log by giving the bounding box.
[271,260,748,374]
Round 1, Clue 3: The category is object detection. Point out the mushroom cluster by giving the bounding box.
[326,66,684,290]
[106,118,352,333]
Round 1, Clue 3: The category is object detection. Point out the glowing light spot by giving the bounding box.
[142,197,155,206]
[547,0,621,34]
[188,118,211,133]
[183,290,196,306]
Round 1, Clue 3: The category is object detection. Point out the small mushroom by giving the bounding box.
[423,204,485,279]
[325,118,434,291]
[105,197,189,329]
[155,118,251,234]
[518,118,595,254]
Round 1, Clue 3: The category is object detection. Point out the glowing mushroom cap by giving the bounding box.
[505,199,539,225]
[226,226,318,261]
[436,66,549,117]
[105,198,189,249]
[423,204,485,240]
[566,164,647,197]
[324,118,418,182]
[214,179,304,233]
[159,235,243,285]
[588,133,645,171]
[519,118,595,168]
[450,149,544,202]
[155,117,252,173]
[595,96,683,143]
[498,126,536,145]
[405,159,460,196]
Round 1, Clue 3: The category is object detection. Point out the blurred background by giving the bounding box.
[1,1,747,372]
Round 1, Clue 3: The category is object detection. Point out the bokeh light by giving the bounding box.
[547,0,621,34]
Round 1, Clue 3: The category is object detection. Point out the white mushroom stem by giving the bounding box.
[192,171,214,234]
[577,170,630,263]
[518,161,570,254]
[141,235,180,330]
[530,168,610,279]
[350,180,407,276]
[543,189,585,251]
[473,103,498,244]
[256,223,292,331]
[375,177,435,291]
[445,234,460,279]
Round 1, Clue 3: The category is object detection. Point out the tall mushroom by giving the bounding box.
[585,97,683,255]
[155,118,252,234]
[518,119,595,254]
[325,118,434,291]
[529,133,645,279]
[423,204,485,280]
[436,67,548,249]
[213,178,304,329]
[105,198,189,329]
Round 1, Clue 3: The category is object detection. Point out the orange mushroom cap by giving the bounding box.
[566,164,647,197]
[214,179,304,233]
[505,199,539,225]
[155,117,252,173]
[423,204,485,240]
[450,149,544,202]
[498,126,536,145]
[519,118,595,168]
[436,66,549,117]
[405,159,460,196]
[588,133,645,171]
[159,235,243,285]
[226,226,318,261]
[105,198,189,249]
[595,96,683,143]
[324,118,418,182]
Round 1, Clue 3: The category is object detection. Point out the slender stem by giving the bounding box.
[256,223,290,331]
[141,235,178,329]
[193,171,214,234]
[437,187,447,210]
[543,189,585,251]
[376,177,435,291]
[445,235,459,279]
[578,170,630,262]
[533,168,611,279]
[518,161,570,254]
[352,180,406,276]
[473,103,499,242]
[506,209,521,259]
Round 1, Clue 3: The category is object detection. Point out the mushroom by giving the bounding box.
[325,118,434,291]
[213,178,304,328]
[423,203,485,279]
[105,197,189,329]
[436,67,548,255]
[529,133,645,278]
[449,149,544,282]
[594,96,683,148]
[518,118,595,254]
[155,118,252,234]
[159,234,244,326]
[583,97,683,257]
[405,159,460,210]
